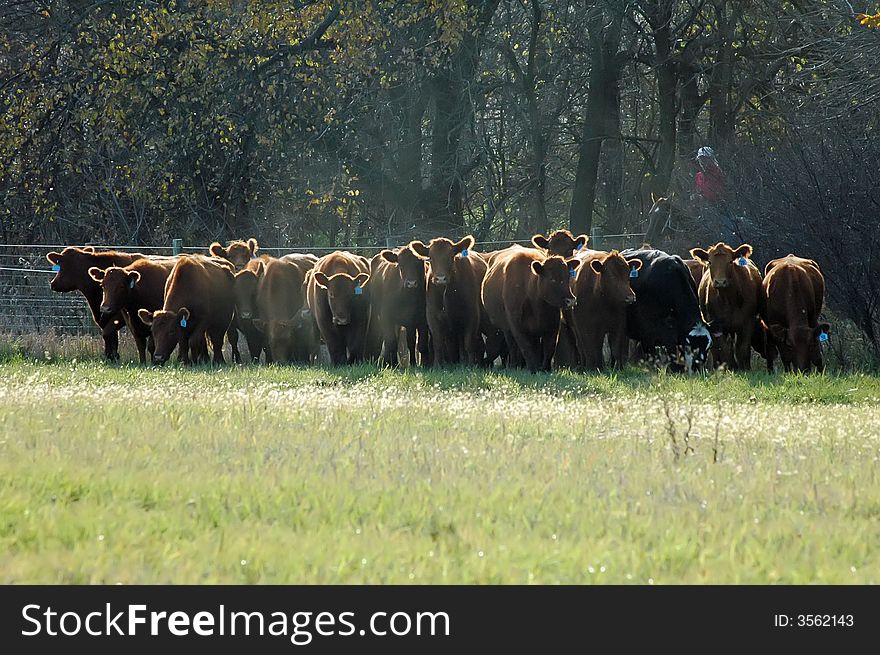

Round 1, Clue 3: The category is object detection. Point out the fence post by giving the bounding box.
[172,238,183,255]
[590,226,603,251]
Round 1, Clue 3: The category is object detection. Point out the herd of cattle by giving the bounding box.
[44,231,830,373]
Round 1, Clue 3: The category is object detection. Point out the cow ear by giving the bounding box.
[137,309,154,326]
[690,248,709,263]
[209,242,227,258]
[454,235,475,254]
[410,241,429,258]
[313,272,329,289]
[82,246,96,254]
[88,267,105,282]
[531,234,550,250]
[574,235,589,250]
[530,261,544,276]
[380,249,399,264]
[252,319,267,333]
[764,321,787,343]
[128,270,141,286]
[590,259,604,274]
[47,251,61,265]
[248,238,259,255]
[626,258,643,271]
[732,244,753,260]
[355,273,370,288]
[565,258,581,273]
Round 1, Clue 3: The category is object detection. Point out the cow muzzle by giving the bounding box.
[563,297,577,310]
[404,279,420,289]
[432,275,449,285]
[239,311,252,320]
[713,279,729,289]
[332,317,350,326]
[624,294,636,305]
[100,304,113,316]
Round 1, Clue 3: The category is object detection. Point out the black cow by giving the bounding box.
[619,248,712,372]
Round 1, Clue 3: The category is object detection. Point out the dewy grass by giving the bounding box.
[0,360,879,583]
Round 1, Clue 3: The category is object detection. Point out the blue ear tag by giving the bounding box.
[51,264,60,272]
[738,257,748,267]
[819,331,829,343]
[130,279,136,288]
[461,248,469,257]
[354,286,363,295]
[630,267,639,279]
[179,317,187,328]
[569,268,577,278]
[576,242,584,251]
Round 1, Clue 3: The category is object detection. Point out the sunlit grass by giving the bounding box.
[1,359,879,583]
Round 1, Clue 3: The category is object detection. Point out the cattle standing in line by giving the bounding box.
[568,249,641,370]
[619,248,712,372]
[411,236,487,367]
[690,242,762,370]
[482,248,580,372]
[138,255,235,365]
[306,251,372,365]
[760,254,829,373]
[46,247,144,361]
[88,257,177,364]
[370,246,430,367]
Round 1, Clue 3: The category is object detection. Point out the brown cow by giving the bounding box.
[683,258,706,288]
[46,246,144,360]
[760,254,830,373]
[370,246,430,367]
[568,249,641,369]
[306,251,372,365]
[232,258,268,362]
[690,243,762,370]
[88,257,177,363]
[137,255,235,365]
[209,238,260,270]
[411,236,487,366]
[532,230,589,257]
[249,258,314,363]
[482,248,580,372]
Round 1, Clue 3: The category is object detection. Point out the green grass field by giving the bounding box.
[1,357,879,584]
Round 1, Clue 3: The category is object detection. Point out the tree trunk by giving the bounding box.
[650,1,678,197]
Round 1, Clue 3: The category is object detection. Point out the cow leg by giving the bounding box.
[736,323,754,371]
[244,328,264,364]
[325,333,347,366]
[583,330,605,370]
[178,333,191,366]
[227,324,241,364]
[133,330,147,364]
[147,335,155,361]
[208,328,226,365]
[509,325,541,373]
[416,324,432,367]
[102,325,121,362]
[540,332,557,372]
[464,324,484,367]
[382,323,400,367]
[609,327,629,370]
[502,330,523,368]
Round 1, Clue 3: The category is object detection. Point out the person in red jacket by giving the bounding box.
[692,146,738,241]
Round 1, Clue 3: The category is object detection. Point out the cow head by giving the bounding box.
[531,230,589,258]
[313,271,370,326]
[410,236,474,286]
[684,322,713,370]
[589,250,641,305]
[46,246,98,292]
[233,262,263,320]
[253,317,301,362]
[763,320,831,372]
[531,256,580,309]
[89,266,141,316]
[380,246,426,290]
[690,242,753,289]
[138,307,190,364]
[209,238,258,270]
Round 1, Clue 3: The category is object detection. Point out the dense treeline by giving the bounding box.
[2,1,880,353]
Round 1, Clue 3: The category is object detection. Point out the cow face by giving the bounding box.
[531,256,580,309]
[690,243,753,289]
[46,246,97,292]
[138,307,190,364]
[253,318,300,362]
[764,321,831,372]
[411,236,474,286]
[381,247,426,289]
[233,264,263,320]
[590,251,641,305]
[532,230,588,258]
[313,272,370,326]
[210,238,258,270]
[89,266,141,316]
[684,323,713,370]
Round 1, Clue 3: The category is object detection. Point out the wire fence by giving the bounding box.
[0,233,646,336]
